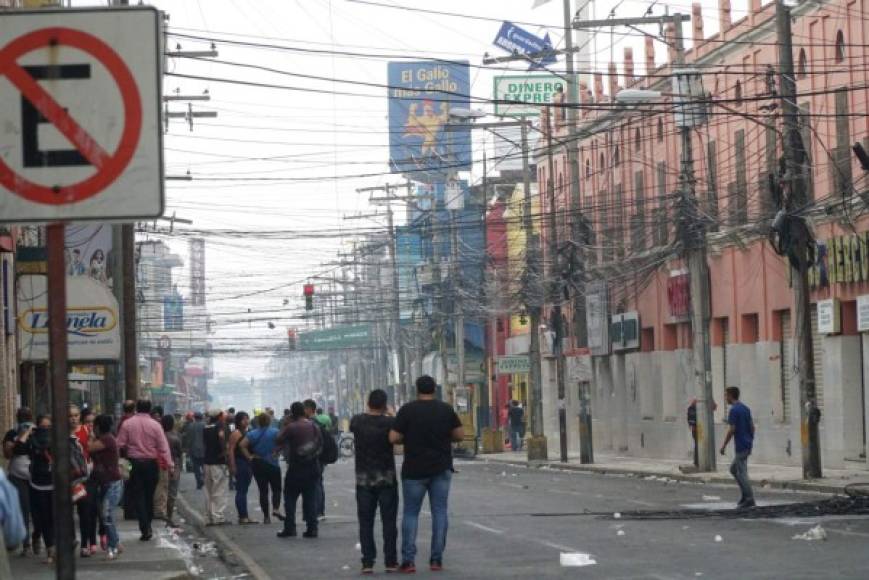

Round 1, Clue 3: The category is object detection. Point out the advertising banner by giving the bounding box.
[17,274,121,361]
[493,75,566,117]
[65,224,113,289]
[388,61,471,180]
[585,280,609,356]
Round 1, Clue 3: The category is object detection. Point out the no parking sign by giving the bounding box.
[0,7,163,222]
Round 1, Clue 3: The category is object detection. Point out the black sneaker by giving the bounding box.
[398,562,416,574]
[361,562,375,575]
[302,529,318,538]
[430,559,443,572]
[385,563,399,573]
[276,529,297,538]
[737,499,757,509]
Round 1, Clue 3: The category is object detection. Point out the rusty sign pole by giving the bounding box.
[47,223,75,580]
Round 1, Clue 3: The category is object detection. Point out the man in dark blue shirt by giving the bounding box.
[720,386,755,508]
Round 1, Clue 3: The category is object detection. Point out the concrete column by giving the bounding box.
[613,354,629,452]
[692,3,704,45]
[718,0,732,32]
[863,334,869,468]
[820,335,862,469]
[643,37,655,88]
[592,357,614,451]
[623,47,634,85]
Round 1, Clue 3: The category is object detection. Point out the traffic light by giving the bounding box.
[303,283,314,311]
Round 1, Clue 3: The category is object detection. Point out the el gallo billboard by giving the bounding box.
[387,61,471,181]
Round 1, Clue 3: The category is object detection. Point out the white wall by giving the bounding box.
[577,337,867,470]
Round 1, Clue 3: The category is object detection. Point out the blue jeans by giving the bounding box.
[510,427,523,451]
[730,451,754,504]
[235,459,253,520]
[401,470,452,564]
[100,480,123,550]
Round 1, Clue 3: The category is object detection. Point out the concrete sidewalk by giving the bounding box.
[8,507,236,580]
[476,450,869,494]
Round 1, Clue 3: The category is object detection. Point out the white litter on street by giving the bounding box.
[613,512,622,519]
[702,495,721,501]
[617,530,626,536]
[793,525,828,541]
[714,535,723,543]
[560,552,597,567]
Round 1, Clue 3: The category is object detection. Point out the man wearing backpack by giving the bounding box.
[303,399,337,521]
[276,402,323,539]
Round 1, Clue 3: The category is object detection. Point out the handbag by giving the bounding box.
[71,481,87,503]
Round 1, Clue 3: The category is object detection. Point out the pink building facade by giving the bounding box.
[536,0,869,468]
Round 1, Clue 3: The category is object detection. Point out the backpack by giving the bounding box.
[318,423,338,465]
[288,421,323,464]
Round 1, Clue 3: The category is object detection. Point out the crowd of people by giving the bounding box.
[0,373,483,575]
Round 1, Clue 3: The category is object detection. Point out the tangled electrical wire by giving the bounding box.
[597,487,869,521]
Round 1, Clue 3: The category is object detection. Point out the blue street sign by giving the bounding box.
[492,21,557,70]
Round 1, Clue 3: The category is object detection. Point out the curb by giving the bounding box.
[472,455,850,495]
[175,492,273,580]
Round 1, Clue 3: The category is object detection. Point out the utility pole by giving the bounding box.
[565,0,593,466]
[545,111,569,463]
[520,120,548,460]
[355,182,414,403]
[446,181,467,412]
[574,12,714,469]
[122,224,139,401]
[776,0,822,478]
[673,20,716,473]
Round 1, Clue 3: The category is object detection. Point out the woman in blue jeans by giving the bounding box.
[88,415,124,560]
[228,412,257,524]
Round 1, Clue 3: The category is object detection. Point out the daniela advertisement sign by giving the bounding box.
[17,274,121,361]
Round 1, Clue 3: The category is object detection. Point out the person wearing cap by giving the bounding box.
[203,409,229,525]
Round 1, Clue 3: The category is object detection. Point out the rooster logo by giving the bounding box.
[403,100,450,158]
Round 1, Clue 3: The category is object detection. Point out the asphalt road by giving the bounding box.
[179,459,869,579]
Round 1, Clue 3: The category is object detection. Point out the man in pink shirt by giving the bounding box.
[117,399,173,541]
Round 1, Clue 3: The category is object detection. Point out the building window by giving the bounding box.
[734,80,742,102]
[599,152,606,173]
[797,48,808,79]
[613,146,620,167]
[585,158,591,178]
[633,170,646,251]
[706,140,719,230]
[656,117,663,142]
[732,129,748,225]
[634,127,642,152]
[832,88,852,195]
[835,30,845,62]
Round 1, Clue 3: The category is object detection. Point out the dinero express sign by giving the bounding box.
[493,75,566,117]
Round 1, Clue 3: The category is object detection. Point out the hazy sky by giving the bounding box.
[64,0,752,379]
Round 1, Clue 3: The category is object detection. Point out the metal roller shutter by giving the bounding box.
[810,305,825,410]
[780,311,793,422]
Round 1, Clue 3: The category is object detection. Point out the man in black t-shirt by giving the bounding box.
[389,375,463,574]
[350,389,397,574]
